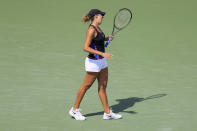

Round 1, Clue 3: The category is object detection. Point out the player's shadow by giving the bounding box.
[84,94,167,117]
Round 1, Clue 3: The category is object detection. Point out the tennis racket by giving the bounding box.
[105,8,132,47]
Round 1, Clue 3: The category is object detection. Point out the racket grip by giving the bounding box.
[105,40,111,47]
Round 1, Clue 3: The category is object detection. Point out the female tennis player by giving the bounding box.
[69,9,122,120]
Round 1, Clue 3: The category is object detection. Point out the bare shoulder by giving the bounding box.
[87,26,95,34]
[86,26,96,37]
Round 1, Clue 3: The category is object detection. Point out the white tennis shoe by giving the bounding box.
[103,109,122,120]
[69,107,86,120]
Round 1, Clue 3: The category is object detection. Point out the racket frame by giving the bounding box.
[112,8,132,35]
[105,8,132,47]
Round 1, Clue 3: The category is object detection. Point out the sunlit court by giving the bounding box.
[0,0,196,131]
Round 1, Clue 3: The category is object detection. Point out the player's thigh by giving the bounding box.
[82,72,99,88]
[97,67,108,87]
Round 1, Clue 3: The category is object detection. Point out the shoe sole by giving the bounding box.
[103,116,123,120]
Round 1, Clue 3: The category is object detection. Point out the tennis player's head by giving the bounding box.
[82,9,105,25]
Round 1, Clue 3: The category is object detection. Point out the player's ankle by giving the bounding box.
[73,106,78,110]
[104,108,110,114]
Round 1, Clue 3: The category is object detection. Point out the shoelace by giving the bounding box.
[75,109,83,116]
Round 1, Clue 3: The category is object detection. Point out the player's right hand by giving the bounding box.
[102,52,113,60]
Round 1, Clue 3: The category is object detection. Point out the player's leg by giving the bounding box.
[73,72,99,109]
[97,67,110,113]
[69,72,98,120]
[97,67,122,120]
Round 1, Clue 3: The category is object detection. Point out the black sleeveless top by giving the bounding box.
[88,24,105,60]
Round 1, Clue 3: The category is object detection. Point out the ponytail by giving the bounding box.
[82,14,92,23]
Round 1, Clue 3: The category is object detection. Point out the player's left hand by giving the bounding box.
[108,35,114,41]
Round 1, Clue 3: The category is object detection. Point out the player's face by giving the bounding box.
[95,14,103,24]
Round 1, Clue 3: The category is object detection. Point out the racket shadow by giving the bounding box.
[84,94,167,117]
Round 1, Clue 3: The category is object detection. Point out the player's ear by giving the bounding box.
[95,14,99,18]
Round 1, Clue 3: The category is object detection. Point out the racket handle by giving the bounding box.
[105,40,111,47]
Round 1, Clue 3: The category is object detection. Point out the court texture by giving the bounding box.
[0,0,196,131]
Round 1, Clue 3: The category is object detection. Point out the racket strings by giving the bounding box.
[114,9,132,29]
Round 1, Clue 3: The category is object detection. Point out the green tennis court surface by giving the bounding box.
[0,0,196,131]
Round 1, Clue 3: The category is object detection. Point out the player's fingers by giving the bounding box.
[108,56,112,60]
[109,54,113,59]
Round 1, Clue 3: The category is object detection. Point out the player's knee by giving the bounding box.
[83,83,92,90]
[102,81,107,88]
[98,84,107,90]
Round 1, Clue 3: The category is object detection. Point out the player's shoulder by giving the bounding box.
[87,26,96,34]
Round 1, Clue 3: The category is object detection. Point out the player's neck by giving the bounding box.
[91,22,99,28]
